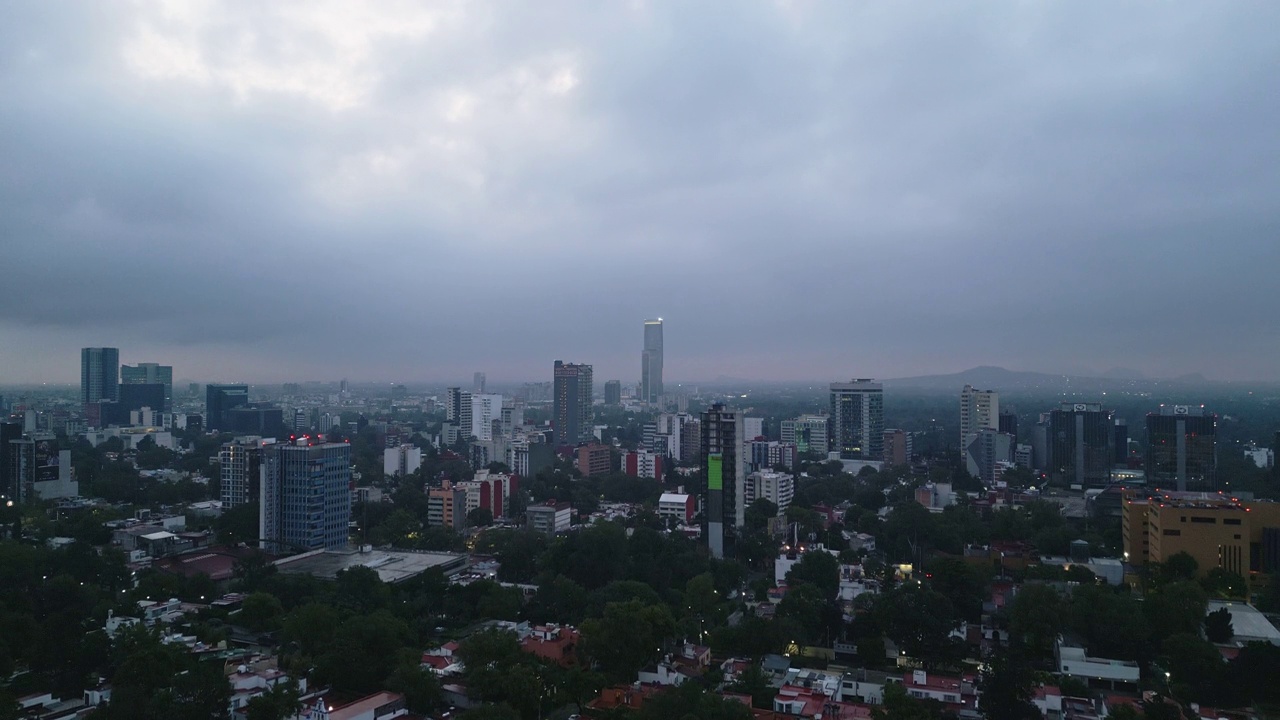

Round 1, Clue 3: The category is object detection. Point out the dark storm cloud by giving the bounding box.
[1,1,1278,384]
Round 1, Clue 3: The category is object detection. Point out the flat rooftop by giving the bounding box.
[1207,600,1280,645]
[274,548,467,583]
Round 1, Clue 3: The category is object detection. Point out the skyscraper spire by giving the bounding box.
[641,318,664,405]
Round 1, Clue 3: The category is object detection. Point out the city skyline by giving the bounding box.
[1,5,1279,384]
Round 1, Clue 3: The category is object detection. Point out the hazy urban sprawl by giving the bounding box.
[3,3,1280,720]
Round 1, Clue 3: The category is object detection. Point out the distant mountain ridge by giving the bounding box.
[882,365,1231,393]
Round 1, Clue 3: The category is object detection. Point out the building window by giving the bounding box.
[1224,518,1242,526]
[1163,529,1181,536]
[1190,517,1216,524]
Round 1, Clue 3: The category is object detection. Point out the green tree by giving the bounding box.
[312,611,410,694]
[1141,696,1182,720]
[1201,568,1248,599]
[467,507,494,528]
[1152,552,1199,587]
[924,556,988,622]
[282,602,340,658]
[979,645,1040,720]
[244,679,301,720]
[785,550,839,598]
[553,665,605,714]
[635,682,753,720]
[580,600,676,682]
[683,572,721,620]
[458,629,525,705]
[1067,584,1147,661]
[1204,607,1233,643]
[237,592,284,633]
[1255,572,1280,613]
[745,498,779,533]
[526,575,589,624]
[98,624,231,720]
[459,704,521,720]
[334,565,391,613]
[232,550,277,592]
[371,508,422,547]
[387,663,442,714]
[1146,581,1208,642]
[727,664,778,709]
[1162,633,1223,702]
[874,584,963,670]
[777,583,841,647]
[874,682,941,720]
[1008,583,1065,660]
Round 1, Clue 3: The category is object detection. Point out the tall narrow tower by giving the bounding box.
[960,385,999,449]
[829,379,884,460]
[641,318,664,404]
[701,403,744,559]
[80,347,120,409]
[553,361,593,446]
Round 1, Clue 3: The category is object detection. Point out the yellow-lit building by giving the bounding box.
[1122,491,1280,577]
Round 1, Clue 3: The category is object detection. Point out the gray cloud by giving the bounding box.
[1,1,1278,385]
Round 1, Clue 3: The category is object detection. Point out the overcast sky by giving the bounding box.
[2,2,1278,385]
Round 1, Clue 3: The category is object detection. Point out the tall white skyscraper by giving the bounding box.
[641,318,664,404]
[960,385,999,448]
[471,394,503,442]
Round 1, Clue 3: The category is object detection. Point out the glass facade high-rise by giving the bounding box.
[641,319,663,404]
[552,361,593,446]
[260,439,352,552]
[829,380,884,460]
[1048,402,1115,488]
[80,347,119,408]
[1146,405,1217,492]
[121,363,174,411]
[206,384,249,432]
[781,415,829,456]
[603,380,622,406]
[119,383,166,419]
[701,403,743,559]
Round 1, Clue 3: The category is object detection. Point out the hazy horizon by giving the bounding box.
[3,3,1279,384]
[5,363,1278,392]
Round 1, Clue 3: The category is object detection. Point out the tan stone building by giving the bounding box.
[1122,491,1280,577]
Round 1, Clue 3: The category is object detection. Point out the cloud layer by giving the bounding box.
[2,1,1278,384]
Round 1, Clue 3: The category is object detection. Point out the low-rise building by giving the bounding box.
[293,690,409,720]
[624,449,664,479]
[520,624,581,667]
[576,444,611,477]
[382,444,421,478]
[658,493,694,524]
[427,482,466,529]
[527,501,571,536]
[228,662,306,716]
[915,482,955,511]
[1205,600,1280,646]
[902,670,978,711]
[1054,636,1140,684]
